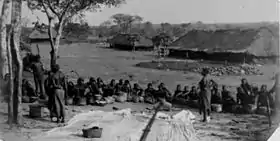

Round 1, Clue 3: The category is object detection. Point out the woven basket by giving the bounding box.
[104,97,114,104]
[82,127,103,138]
[132,96,140,103]
[29,104,44,118]
[139,96,144,103]
[211,104,222,113]
[244,104,257,114]
[115,93,127,103]
[231,104,243,113]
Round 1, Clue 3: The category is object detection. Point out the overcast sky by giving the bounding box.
[1,0,279,26]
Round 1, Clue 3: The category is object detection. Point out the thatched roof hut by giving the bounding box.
[108,33,153,51]
[169,27,279,63]
[28,28,57,43]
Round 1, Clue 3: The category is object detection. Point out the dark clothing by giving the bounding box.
[240,83,252,96]
[256,91,273,108]
[270,77,279,109]
[155,88,171,100]
[199,77,212,120]
[174,90,183,98]
[188,90,199,100]
[221,90,235,112]
[115,83,123,94]
[49,89,65,120]
[22,81,36,97]
[88,82,99,95]
[211,92,222,104]
[144,88,156,104]
[222,90,233,102]
[31,62,45,97]
[132,88,143,96]
[104,84,116,96]
[47,71,67,122]
[73,84,86,105]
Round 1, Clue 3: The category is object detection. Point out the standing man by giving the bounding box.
[31,55,46,99]
[269,72,279,110]
[198,68,212,122]
[48,64,67,123]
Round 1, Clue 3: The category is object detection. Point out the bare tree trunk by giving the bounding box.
[6,29,14,126]
[0,0,11,78]
[11,0,23,125]
[48,18,63,68]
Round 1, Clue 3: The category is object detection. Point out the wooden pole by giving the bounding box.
[139,104,162,141]
[266,95,271,127]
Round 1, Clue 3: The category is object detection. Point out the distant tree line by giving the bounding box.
[93,13,192,39]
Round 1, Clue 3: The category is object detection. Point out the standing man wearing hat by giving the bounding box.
[198,68,212,122]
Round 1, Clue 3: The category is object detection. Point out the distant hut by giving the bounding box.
[168,27,279,63]
[108,33,154,51]
[28,28,57,43]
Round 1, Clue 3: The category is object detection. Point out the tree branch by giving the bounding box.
[46,0,59,17]
[60,0,75,21]
[47,18,55,50]
[41,1,52,19]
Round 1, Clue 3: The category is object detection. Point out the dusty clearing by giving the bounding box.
[0,43,279,141]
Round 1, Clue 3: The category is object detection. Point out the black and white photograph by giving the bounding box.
[0,0,279,141]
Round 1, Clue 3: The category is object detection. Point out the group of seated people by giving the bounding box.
[209,78,275,112]
[22,75,276,113]
[66,77,202,106]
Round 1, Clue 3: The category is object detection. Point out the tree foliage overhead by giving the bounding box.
[57,22,91,37]
[110,13,143,33]
[26,0,126,67]
[27,0,125,21]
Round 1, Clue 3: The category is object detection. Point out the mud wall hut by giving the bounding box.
[168,27,279,63]
[28,28,57,43]
[108,33,154,51]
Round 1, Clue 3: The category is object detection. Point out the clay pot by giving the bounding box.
[211,104,222,113]
[66,97,74,105]
[87,97,95,105]
[95,95,102,101]
[132,96,140,103]
[22,96,30,103]
[82,126,103,138]
[77,97,87,106]
[244,104,257,114]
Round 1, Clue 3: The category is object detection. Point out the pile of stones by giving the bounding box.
[190,65,263,76]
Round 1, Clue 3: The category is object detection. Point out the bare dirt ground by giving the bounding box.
[0,43,279,141]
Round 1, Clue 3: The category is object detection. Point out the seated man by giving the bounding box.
[181,86,190,98]
[115,79,124,95]
[188,86,199,100]
[256,85,274,110]
[221,85,235,111]
[236,87,250,106]
[22,79,37,97]
[85,77,100,104]
[131,83,144,102]
[211,88,222,104]
[73,77,87,105]
[144,83,156,104]
[240,78,253,97]
[104,79,116,96]
[154,83,172,111]
[173,84,183,98]
[67,81,75,98]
